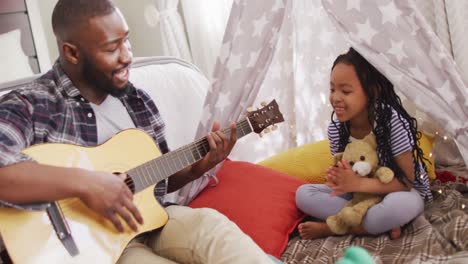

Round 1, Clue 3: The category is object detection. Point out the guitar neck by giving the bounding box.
[126,118,253,192]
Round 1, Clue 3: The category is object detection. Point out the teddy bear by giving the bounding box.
[326,133,394,235]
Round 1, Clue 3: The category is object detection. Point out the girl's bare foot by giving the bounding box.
[390,227,401,240]
[297,222,333,240]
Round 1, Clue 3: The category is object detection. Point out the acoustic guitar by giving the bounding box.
[0,100,284,264]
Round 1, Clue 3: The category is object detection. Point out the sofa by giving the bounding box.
[0,56,209,261]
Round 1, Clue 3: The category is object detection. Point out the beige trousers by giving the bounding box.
[117,205,275,264]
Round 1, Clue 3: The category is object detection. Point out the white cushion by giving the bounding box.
[129,58,209,150]
[0,29,34,84]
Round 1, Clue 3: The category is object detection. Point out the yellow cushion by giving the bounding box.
[418,133,436,181]
[258,140,333,183]
[258,132,436,183]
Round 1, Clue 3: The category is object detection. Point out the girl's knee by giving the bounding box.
[362,192,424,234]
[295,184,318,210]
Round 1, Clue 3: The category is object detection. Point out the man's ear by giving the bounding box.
[62,42,80,65]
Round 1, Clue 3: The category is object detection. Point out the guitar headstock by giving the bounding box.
[247,99,284,134]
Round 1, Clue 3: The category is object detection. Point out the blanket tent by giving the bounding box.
[175,0,468,205]
[174,0,468,262]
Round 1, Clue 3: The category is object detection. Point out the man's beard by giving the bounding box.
[81,56,131,98]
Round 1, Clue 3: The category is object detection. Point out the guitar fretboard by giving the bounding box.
[126,119,252,192]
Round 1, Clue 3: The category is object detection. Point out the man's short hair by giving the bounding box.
[52,0,116,40]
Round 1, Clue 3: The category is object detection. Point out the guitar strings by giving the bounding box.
[57,120,254,215]
[130,119,252,188]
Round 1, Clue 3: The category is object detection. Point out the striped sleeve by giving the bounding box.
[327,121,340,156]
[389,109,413,157]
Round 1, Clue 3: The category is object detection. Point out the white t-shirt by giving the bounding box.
[90,95,135,144]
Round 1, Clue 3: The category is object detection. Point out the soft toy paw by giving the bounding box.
[340,207,363,227]
[326,134,394,235]
[375,166,394,184]
[326,215,348,235]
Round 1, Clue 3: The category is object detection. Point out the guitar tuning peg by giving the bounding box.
[271,125,278,131]
[260,101,267,107]
[246,107,254,112]
[258,132,263,138]
[264,128,270,134]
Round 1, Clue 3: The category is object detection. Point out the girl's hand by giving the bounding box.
[326,159,362,196]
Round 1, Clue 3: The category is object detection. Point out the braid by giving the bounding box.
[330,48,428,186]
[331,111,350,153]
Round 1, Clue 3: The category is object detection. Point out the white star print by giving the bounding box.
[246,50,260,68]
[439,80,456,103]
[215,91,232,113]
[228,53,243,71]
[200,104,213,128]
[379,1,401,25]
[387,40,406,63]
[268,63,283,80]
[355,19,378,44]
[235,21,244,36]
[253,13,268,37]
[219,42,231,64]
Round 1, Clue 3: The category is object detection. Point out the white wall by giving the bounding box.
[27,0,165,72]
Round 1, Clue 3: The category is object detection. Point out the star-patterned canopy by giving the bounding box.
[175,0,468,205]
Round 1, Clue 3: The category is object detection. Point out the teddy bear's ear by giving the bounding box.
[363,133,377,149]
[334,152,344,165]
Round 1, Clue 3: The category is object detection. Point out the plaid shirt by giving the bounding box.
[0,62,169,209]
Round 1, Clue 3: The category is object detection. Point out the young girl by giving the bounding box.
[295,47,432,240]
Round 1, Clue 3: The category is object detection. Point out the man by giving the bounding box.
[0,0,277,263]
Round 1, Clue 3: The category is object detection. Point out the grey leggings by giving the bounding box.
[295,184,424,235]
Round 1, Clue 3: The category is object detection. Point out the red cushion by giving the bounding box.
[189,160,306,258]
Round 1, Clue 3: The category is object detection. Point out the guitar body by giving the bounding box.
[0,129,168,264]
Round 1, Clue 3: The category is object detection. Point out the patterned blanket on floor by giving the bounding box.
[281,183,468,264]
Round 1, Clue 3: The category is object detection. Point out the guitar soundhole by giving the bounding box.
[113,172,136,193]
